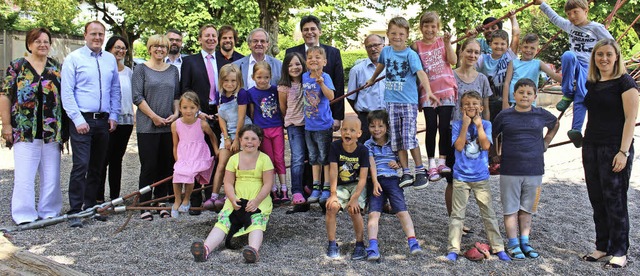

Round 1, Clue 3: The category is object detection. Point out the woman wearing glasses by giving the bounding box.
[132,34,180,220]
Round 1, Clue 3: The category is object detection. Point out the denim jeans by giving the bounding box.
[287,125,307,194]
[560,51,588,130]
[305,128,333,165]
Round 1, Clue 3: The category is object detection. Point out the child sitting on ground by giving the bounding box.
[325,117,369,259]
[364,110,422,261]
[190,124,274,263]
[446,91,509,262]
[494,78,559,259]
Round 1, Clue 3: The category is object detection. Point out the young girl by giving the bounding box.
[191,124,274,263]
[277,52,307,205]
[412,11,457,183]
[203,64,252,211]
[171,92,219,218]
[247,61,287,204]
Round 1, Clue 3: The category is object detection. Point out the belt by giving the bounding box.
[81,112,109,120]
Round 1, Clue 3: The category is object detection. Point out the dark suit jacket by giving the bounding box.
[285,44,345,120]
[180,53,217,115]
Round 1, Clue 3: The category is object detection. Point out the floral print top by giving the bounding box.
[2,57,64,144]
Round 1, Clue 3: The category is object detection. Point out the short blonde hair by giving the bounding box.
[388,17,410,34]
[587,39,626,82]
[420,11,441,30]
[253,60,271,76]
[146,34,169,51]
[218,64,243,95]
[565,0,589,11]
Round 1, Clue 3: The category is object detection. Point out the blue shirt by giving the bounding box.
[364,138,398,177]
[378,46,423,104]
[247,85,282,129]
[478,38,492,55]
[493,107,557,175]
[477,49,517,96]
[347,58,386,112]
[302,72,334,131]
[508,59,541,104]
[61,46,121,126]
[452,120,492,182]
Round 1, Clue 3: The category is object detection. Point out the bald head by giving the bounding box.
[343,116,361,130]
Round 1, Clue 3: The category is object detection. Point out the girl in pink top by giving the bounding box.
[171,92,219,218]
[412,11,458,182]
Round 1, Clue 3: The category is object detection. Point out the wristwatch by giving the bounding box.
[619,150,630,157]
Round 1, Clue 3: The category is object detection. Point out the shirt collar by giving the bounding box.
[304,44,320,53]
[165,55,183,63]
[249,54,259,64]
[201,50,215,59]
[83,45,103,57]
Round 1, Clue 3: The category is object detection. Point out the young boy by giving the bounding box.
[446,91,509,262]
[502,34,562,109]
[534,0,613,147]
[365,16,437,189]
[493,78,559,260]
[325,117,369,259]
[303,46,335,205]
[364,110,422,261]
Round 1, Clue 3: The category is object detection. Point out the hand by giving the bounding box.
[466,29,478,37]
[372,182,383,197]
[151,115,167,127]
[213,147,220,157]
[198,112,215,121]
[462,111,472,126]
[230,139,240,152]
[165,114,179,123]
[612,152,629,173]
[109,119,118,132]
[326,195,340,211]
[428,93,441,106]
[315,73,324,86]
[502,101,511,110]
[230,197,241,210]
[1,124,12,143]
[508,10,516,19]
[333,119,341,131]
[388,160,400,169]
[443,32,452,43]
[224,138,232,150]
[246,199,260,212]
[347,198,360,215]
[472,113,483,126]
[76,123,90,134]
[544,141,549,152]
[364,78,374,88]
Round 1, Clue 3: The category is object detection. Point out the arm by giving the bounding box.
[509,11,520,53]
[540,62,562,83]
[417,70,439,105]
[166,99,180,123]
[108,58,122,123]
[136,100,167,127]
[347,167,369,215]
[346,66,359,110]
[218,111,231,150]
[543,120,560,151]
[171,121,179,161]
[233,103,249,152]
[201,119,219,156]
[537,0,572,32]
[1,65,14,144]
[475,118,491,150]
[453,119,470,152]
[316,71,335,100]
[613,87,639,172]
[443,33,457,66]
[483,97,491,120]
[365,63,385,87]
[502,61,514,110]
[60,56,87,128]
[277,85,288,117]
[246,168,275,212]
[368,156,382,197]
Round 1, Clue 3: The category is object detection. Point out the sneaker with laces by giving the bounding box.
[351,244,367,260]
[327,243,340,259]
[427,167,441,182]
[556,96,573,111]
[366,247,381,261]
[308,189,322,203]
[319,190,331,205]
[412,173,429,190]
[399,174,414,188]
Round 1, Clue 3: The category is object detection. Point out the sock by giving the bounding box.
[356,241,365,248]
[312,181,320,191]
[429,158,436,168]
[368,239,378,249]
[437,158,446,166]
[211,193,219,200]
[415,165,426,174]
[322,183,330,191]
[328,240,337,247]
[281,184,287,192]
[403,168,411,175]
[508,238,519,248]
[520,236,538,257]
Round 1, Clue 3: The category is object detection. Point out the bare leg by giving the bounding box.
[396,211,416,238]
[172,183,182,211]
[349,209,365,242]
[182,184,194,206]
[326,201,340,241]
[518,211,532,237]
[398,149,409,169]
[248,230,264,251]
[323,164,330,185]
[367,212,381,240]
[203,227,226,253]
[504,213,519,239]
[312,164,321,185]
[212,149,232,195]
[409,147,424,167]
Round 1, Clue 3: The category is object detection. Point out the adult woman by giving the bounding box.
[132,34,180,220]
[581,39,638,269]
[98,36,134,202]
[0,28,65,225]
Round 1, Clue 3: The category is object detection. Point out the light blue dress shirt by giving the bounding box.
[347,58,386,112]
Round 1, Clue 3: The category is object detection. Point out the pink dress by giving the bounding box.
[172,118,214,184]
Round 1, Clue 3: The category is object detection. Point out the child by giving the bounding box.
[364,110,422,261]
[493,78,559,260]
[477,17,502,55]
[502,34,562,109]
[365,16,437,189]
[247,61,287,204]
[446,91,509,262]
[325,117,369,259]
[190,124,274,263]
[534,0,613,147]
[204,64,253,211]
[277,52,308,205]
[412,11,458,182]
[171,91,219,218]
[303,46,335,204]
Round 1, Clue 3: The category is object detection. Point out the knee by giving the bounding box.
[326,201,341,213]
[561,51,577,63]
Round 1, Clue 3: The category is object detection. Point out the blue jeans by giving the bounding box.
[369,176,407,213]
[561,51,588,130]
[287,125,306,194]
[305,128,333,165]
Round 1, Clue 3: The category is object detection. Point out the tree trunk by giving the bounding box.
[258,0,282,57]
[0,235,87,275]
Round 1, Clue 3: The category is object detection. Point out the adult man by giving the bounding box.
[215,25,244,71]
[180,24,221,215]
[165,29,184,78]
[233,28,282,90]
[61,21,121,227]
[347,34,386,144]
[286,15,345,129]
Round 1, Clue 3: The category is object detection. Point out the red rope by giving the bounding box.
[452,1,535,44]
[616,13,640,42]
[605,0,627,28]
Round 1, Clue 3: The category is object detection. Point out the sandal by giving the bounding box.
[521,243,539,259]
[506,244,525,260]
[160,210,171,218]
[292,193,306,205]
[140,211,153,221]
[604,256,627,269]
[191,241,208,262]
[280,190,290,204]
[582,251,608,262]
[271,191,281,204]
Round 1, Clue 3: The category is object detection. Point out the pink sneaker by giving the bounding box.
[292,193,306,205]
[437,164,451,174]
[428,167,441,182]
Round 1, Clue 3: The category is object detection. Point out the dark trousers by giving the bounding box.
[423,106,453,158]
[583,142,633,257]
[98,124,133,201]
[68,118,110,213]
[357,111,371,144]
[137,132,174,206]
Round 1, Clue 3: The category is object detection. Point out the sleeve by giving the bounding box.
[408,50,423,74]
[237,89,250,105]
[330,48,345,120]
[539,2,572,33]
[364,140,375,157]
[621,74,639,91]
[451,121,461,146]
[542,109,558,130]
[506,49,517,60]
[346,64,359,101]
[2,62,16,100]
[260,153,275,171]
[108,57,122,121]
[225,153,238,172]
[131,65,145,106]
[358,145,370,167]
[377,47,387,64]
[484,121,493,144]
[328,141,340,163]
[593,23,614,40]
[60,55,85,126]
[173,67,181,100]
[323,73,336,91]
[476,54,485,71]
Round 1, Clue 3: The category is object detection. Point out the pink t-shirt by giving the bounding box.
[278,83,305,127]
[416,38,457,107]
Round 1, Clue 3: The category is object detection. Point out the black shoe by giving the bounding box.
[93,214,108,221]
[286,204,310,214]
[68,217,83,228]
[189,209,202,216]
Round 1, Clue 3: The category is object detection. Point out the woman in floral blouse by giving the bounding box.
[0,28,66,225]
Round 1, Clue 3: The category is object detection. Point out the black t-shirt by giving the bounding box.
[328,140,369,185]
[584,74,638,145]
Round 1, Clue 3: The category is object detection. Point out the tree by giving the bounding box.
[12,0,82,34]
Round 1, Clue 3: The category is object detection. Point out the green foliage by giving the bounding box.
[275,35,303,60]
[0,2,20,31]
[13,0,82,35]
[341,49,368,84]
[132,40,150,60]
[310,1,373,49]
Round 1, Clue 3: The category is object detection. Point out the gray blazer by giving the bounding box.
[232,55,282,90]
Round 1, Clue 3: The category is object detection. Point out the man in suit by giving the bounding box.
[180,24,220,215]
[233,28,282,90]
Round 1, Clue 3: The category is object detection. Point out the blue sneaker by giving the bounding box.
[446,252,458,261]
[496,251,511,261]
[319,190,331,205]
[327,243,340,259]
[351,244,367,260]
[308,189,322,203]
[409,241,423,255]
[366,247,381,261]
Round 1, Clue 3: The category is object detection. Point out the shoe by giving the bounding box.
[464,247,485,261]
[446,252,458,261]
[604,256,627,269]
[140,211,153,221]
[521,243,539,259]
[438,164,451,174]
[203,196,217,210]
[292,193,306,205]
[307,189,322,203]
[496,251,511,261]
[319,190,331,205]
[68,217,83,228]
[280,190,290,204]
[271,190,281,204]
[399,174,414,188]
[409,240,423,255]
[556,96,573,111]
[567,129,583,148]
[159,210,171,218]
[326,243,340,259]
[178,203,191,213]
[413,173,429,190]
[366,247,381,261]
[351,244,367,260]
[93,214,107,222]
[489,163,500,175]
[506,245,525,260]
[427,167,441,182]
[191,241,208,262]
[171,206,179,218]
[582,251,608,262]
[213,196,226,212]
[189,209,201,216]
[242,246,259,263]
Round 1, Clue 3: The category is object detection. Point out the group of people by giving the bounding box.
[1,0,637,268]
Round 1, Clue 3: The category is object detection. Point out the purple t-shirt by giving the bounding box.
[247,85,283,129]
[493,107,557,175]
[219,88,250,105]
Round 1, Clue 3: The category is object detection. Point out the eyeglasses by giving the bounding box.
[33,40,50,46]
[169,38,182,43]
[251,39,268,45]
[114,46,127,51]
[365,43,384,50]
[151,45,168,49]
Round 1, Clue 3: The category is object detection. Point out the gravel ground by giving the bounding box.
[1,108,640,275]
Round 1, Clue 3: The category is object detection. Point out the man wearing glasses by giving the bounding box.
[165,29,184,79]
[233,28,282,90]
